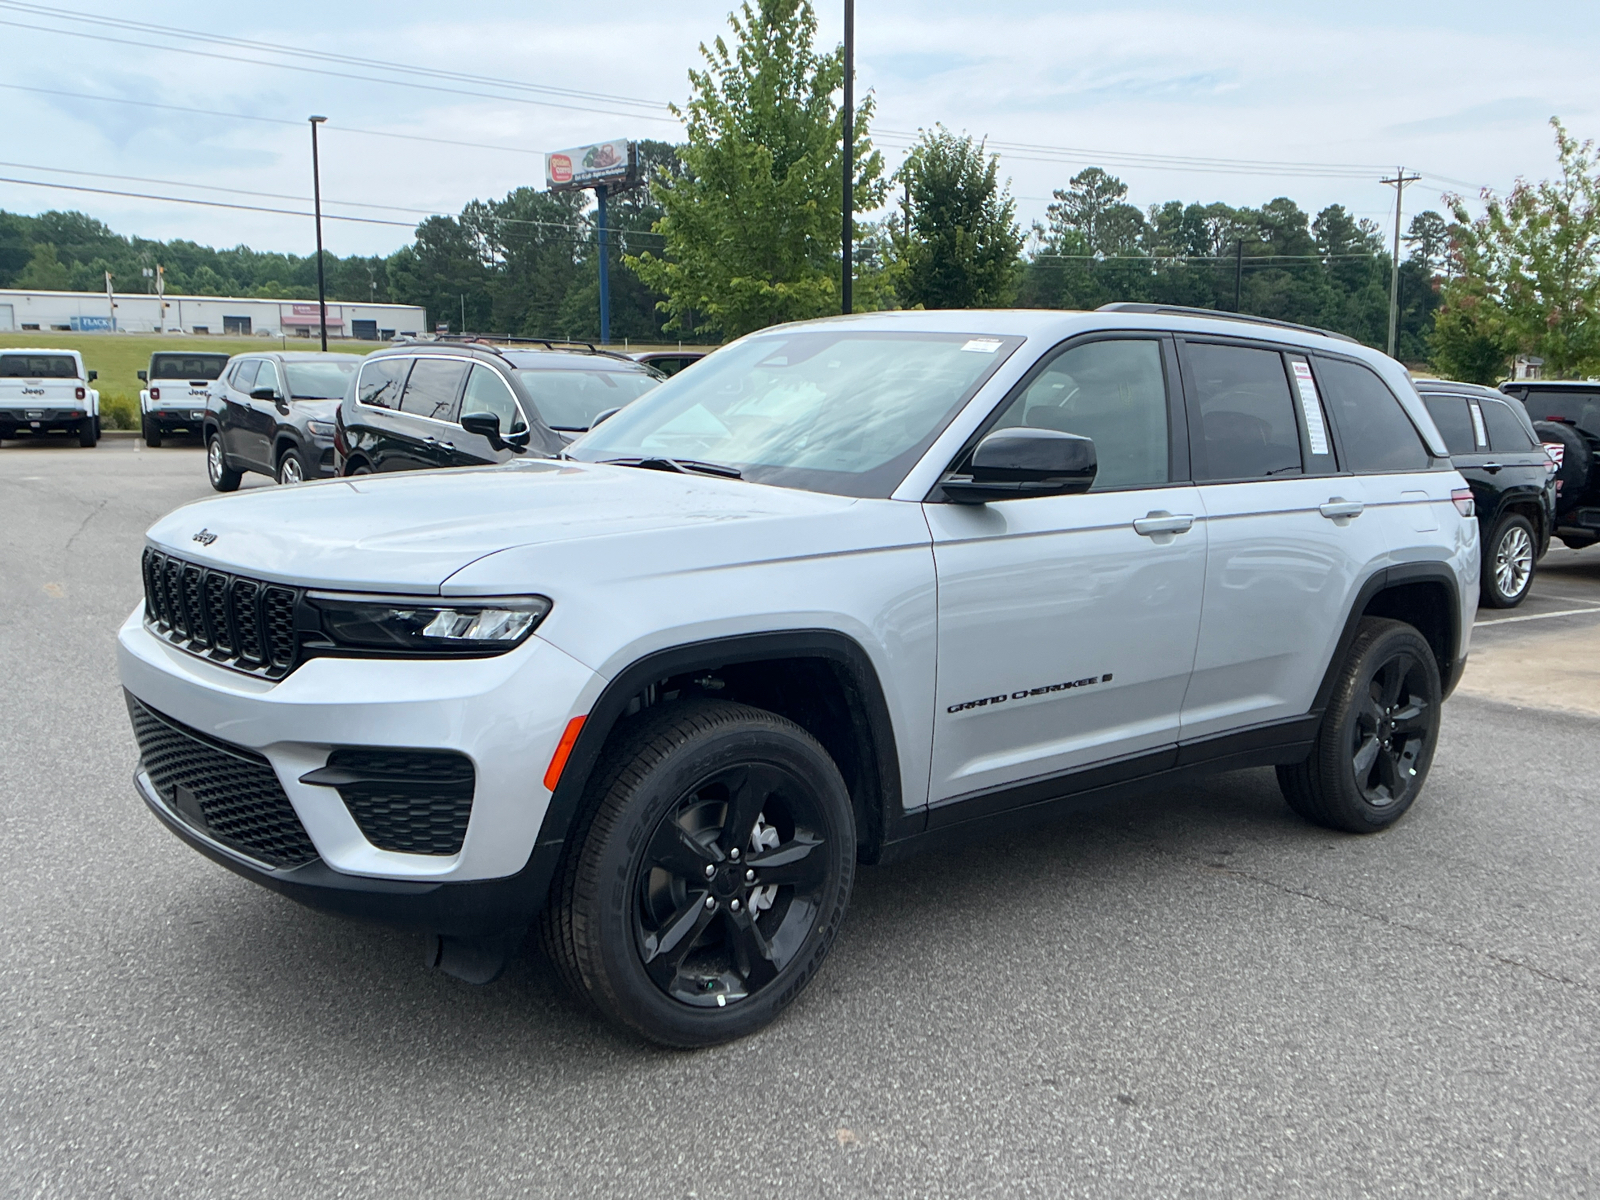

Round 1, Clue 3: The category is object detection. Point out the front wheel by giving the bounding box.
[1482,513,1536,609]
[1278,618,1442,833]
[276,446,308,485]
[542,700,855,1047]
[207,433,242,492]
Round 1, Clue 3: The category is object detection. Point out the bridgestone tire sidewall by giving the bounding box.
[578,705,855,1047]
[1317,619,1442,833]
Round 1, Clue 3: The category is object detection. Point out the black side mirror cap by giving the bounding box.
[461,410,530,453]
[87,370,98,382]
[137,370,147,382]
[250,387,280,402]
[941,427,1098,504]
[590,406,622,429]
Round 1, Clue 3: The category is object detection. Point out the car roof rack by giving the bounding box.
[399,333,636,363]
[1096,302,1360,345]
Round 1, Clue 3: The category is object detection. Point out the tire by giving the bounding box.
[206,433,242,492]
[345,460,372,477]
[541,699,855,1047]
[276,446,309,485]
[142,415,162,448]
[1482,513,1537,608]
[78,416,97,448]
[1277,617,1442,834]
[1531,421,1590,518]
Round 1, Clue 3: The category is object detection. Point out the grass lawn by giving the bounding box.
[0,332,379,429]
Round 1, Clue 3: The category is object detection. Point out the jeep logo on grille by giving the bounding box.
[192,529,218,545]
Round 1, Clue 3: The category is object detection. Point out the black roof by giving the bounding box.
[1414,378,1504,397]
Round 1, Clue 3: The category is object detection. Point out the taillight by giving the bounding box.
[1451,488,1475,517]
[150,386,160,400]
[75,386,86,400]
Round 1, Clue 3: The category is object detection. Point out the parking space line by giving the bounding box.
[1475,606,1600,628]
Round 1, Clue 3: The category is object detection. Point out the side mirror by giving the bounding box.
[941,427,1098,504]
[87,370,98,382]
[461,410,529,453]
[590,406,622,429]
[250,387,280,402]
[137,370,147,382]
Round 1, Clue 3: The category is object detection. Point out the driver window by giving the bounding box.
[462,365,526,433]
[990,338,1169,489]
[253,361,281,396]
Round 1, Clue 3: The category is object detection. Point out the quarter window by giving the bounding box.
[399,359,469,421]
[1480,398,1536,451]
[1421,394,1478,456]
[1315,357,1430,472]
[461,365,526,433]
[990,338,1169,489]
[1186,342,1302,481]
[358,358,410,409]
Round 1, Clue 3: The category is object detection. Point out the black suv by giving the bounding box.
[1499,380,1600,550]
[204,352,360,491]
[335,340,660,475]
[1416,379,1556,607]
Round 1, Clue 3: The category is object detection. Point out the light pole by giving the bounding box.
[841,0,854,315]
[309,115,329,352]
[1382,166,1421,359]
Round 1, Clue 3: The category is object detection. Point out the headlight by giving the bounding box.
[306,593,551,654]
[306,419,337,437]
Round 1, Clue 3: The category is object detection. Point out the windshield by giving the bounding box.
[567,330,1021,497]
[150,354,228,381]
[513,368,660,431]
[1,354,77,378]
[284,360,357,399]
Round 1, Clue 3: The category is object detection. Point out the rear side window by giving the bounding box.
[1518,389,1600,436]
[358,358,410,409]
[1421,394,1478,456]
[1315,357,1431,472]
[254,361,281,396]
[399,358,469,421]
[1185,342,1302,481]
[1480,398,1536,451]
[0,354,76,378]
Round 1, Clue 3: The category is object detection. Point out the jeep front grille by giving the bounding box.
[141,548,300,679]
[128,693,319,869]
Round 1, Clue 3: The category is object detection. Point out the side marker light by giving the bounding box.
[543,715,587,793]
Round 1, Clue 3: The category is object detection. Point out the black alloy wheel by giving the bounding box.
[1482,513,1536,609]
[543,700,854,1047]
[207,433,242,492]
[1277,617,1442,833]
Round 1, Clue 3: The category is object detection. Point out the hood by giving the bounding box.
[144,459,858,593]
[292,398,341,419]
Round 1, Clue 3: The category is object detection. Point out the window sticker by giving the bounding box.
[1289,359,1331,455]
[1469,401,1488,449]
[961,338,1003,354]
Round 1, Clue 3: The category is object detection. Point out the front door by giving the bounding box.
[239,359,282,470]
[926,335,1207,808]
[451,364,528,466]
[390,357,470,471]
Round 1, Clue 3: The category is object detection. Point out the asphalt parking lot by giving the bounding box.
[3,435,1597,1199]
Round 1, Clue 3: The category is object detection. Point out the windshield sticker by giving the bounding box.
[1290,359,1331,455]
[947,673,1112,714]
[961,339,1003,354]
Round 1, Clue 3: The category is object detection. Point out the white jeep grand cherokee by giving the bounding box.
[119,306,1478,1046]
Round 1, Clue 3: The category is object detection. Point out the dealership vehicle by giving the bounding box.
[1499,379,1600,550]
[1415,379,1556,608]
[204,352,359,489]
[120,305,1476,1047]
[0,349,99,446]
[138,352,230,446]
[630,349,707,377]
[336,341,661,475]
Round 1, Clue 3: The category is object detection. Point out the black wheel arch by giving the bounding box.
[273,433,306,467]
[1313,564,1464,710]
[535,630,907,869]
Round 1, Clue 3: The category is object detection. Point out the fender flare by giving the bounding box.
[1311,562,1464,712]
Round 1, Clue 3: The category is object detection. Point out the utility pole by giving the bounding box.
[1233,239,1244,312]
[597,183,611,344]
[309,116,329,351]
[1382,167,1421,358]
[841,0,854,315]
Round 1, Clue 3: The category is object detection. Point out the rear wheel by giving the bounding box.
[1278,618,1442,833]
[542,700,855,1047]
[1482,513,1536,608]
[78,416,97,447]
[142,415,162,448]
[206,433,242,492]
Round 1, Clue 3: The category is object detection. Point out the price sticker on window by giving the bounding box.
[1290,359,1331,456]
[960,338,1003,354]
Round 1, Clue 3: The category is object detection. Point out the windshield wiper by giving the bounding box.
[600,456,743,479]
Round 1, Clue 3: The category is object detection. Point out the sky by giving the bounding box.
[1,0,1597,263]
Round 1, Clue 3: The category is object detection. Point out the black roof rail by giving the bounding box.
[1096,302,1360,345]
[395,333,637,363]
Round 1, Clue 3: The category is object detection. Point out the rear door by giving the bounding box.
[239,359,283,469]
[1478,394,1557,534]
[1177,338,1389,742]
[219,359,259,461]
[388,357,470,471]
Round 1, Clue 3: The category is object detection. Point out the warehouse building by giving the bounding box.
[0,288,427,341]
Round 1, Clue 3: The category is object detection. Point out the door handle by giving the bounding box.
[1319,498,1365,519]
[1481,462,1503,473]
[424,437,455,451]
[1133,511,1195,536]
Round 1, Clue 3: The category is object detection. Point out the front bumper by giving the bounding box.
[118,607,603,888]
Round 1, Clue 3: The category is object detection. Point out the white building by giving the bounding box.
[0,288,427,341]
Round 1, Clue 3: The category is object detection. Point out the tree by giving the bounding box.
[628,0,886,338]
[892,127,1022,309]
[14,242,71,290]
[1441,118,1600,378]
[1406,210,1449,275]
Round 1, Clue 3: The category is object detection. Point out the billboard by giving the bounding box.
[69,316,114,332]
[545,139,638,192]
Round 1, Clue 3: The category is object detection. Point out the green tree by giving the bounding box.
[1442,118,1600,378]
[14,242,71,289]
[628,0,886,338]
[892,127,1022,309]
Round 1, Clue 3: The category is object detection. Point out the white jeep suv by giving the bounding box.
[118,306,1478,1046]
[0,348,100,445]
